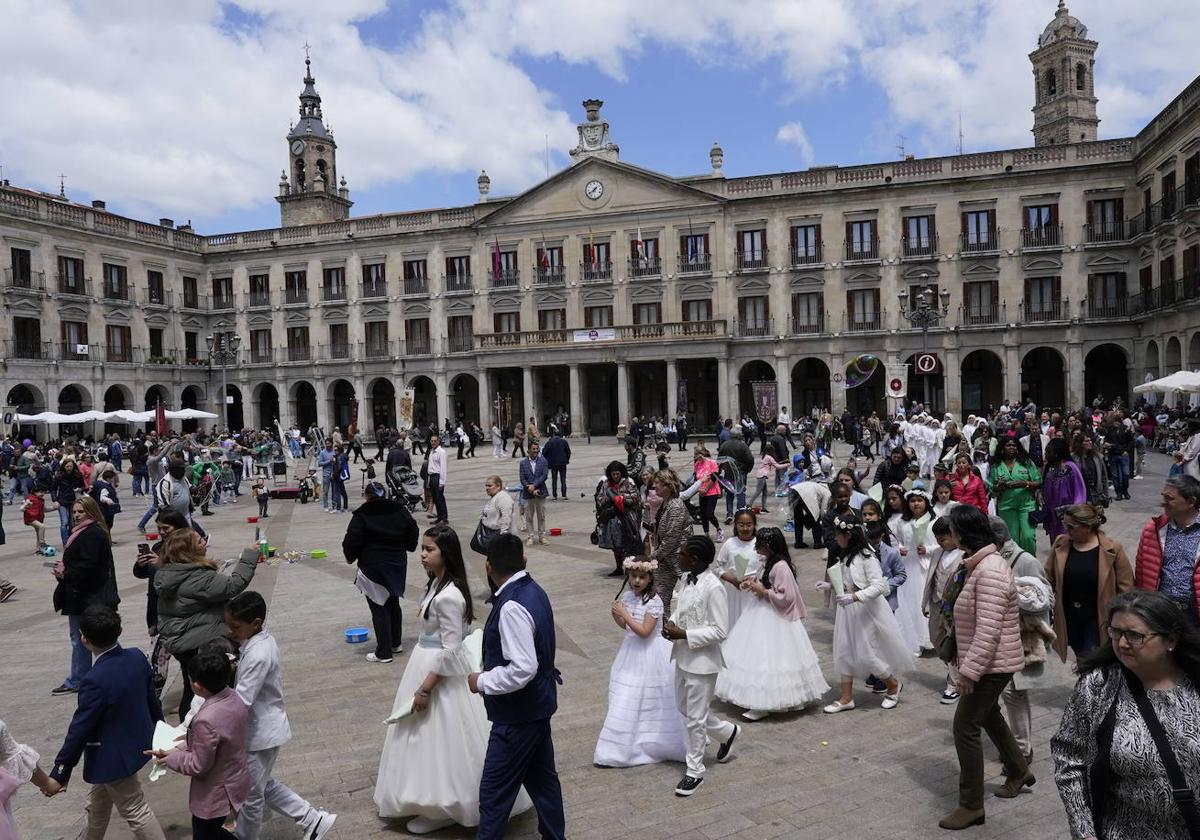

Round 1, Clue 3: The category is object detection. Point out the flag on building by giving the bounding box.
[492,235,502,279]
[634,226,646,267]
[155,399,167,436]
[588,230,598,271]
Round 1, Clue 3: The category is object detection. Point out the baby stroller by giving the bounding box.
[387,466,424,512]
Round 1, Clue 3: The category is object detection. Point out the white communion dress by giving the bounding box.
[832,551,915,680]
[374,584,531,825]
[593,592,688,767]
[713,536,761,628]
[894,514,936,653]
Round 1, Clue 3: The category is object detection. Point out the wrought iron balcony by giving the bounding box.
[1083,220,1128,244]
[105,345,140,363]
[959,302,1006,327]
[960,232,1000,254]
[844,240,879,262]
[405,338,432,355]
[1019,298,1070,323]
[61,341,97,361]
[360,282,388,300]
[57,274,93,298]
[444,272,472,293]
[733,318,774,337]
[790,313,826,335]
[735,249,769,272]
[447,334,474,353]
[101,283,131,302]
[582,261,613,282]
[403,277,428,296]
[535,265,565,286]
[5,340,52,360]
[488,268,520,288]
[677,253,712,275]
[247,347,275,365]
[901,235,938,259]
[285,345,311,362]
[474,320,728,349]
[1083,297,1129,319]
[3,268,45,291]
[144,287,173,307]
[321,285,347,302]
[246,291,271,308]
[181,292,206,310]
[211,294,235,311]
[362,340,393,359]
[1020,224,1062,249]
[320,343,352,361]
[284,287,308,305]
[790,244,823,267]
[844,309,886,332]
[626,258,660,279]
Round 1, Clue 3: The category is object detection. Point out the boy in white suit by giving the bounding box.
[661,534,739,797]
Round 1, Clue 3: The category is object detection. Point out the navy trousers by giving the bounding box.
[478,719,565,840]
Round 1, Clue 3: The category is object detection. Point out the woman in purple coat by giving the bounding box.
[1040,437,1086,541]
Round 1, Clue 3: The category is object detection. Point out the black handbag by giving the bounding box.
[470,520,499,555]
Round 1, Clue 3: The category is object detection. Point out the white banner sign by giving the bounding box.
[885,364,908,399]
[571,328,615,343]
[1,406,17,437]
[398,387,416,430]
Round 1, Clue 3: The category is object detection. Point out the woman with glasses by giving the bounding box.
[1052,590,1200,840]
[1045,503,1134,661]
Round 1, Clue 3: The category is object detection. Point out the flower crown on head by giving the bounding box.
[833,515,861,533]
[623,556,658,573]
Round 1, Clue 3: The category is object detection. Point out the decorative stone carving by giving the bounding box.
[569,99,619,162]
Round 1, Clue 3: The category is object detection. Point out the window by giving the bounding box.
[736,229,767,269]
[146,270,165,304]
[537,246,564,282]
[737,295,770,335]
[286,326,311,361]
[1187,153,1200,204]
[963,281,999,325]
[323,266,346,300]
[584,305,612,327]
[1185,245,1199,283]
[791,223,821,264]
[962,209,996,250]
[902,215,935,256]
[1076,63,1086,91]
[446,317,471,353]
[492,312,520,334]
[633,303,661,324]
[148,328,164,358]
[445,255,471,290]
[1139,265,1153,293]
[629,236,659,275]
[182,276,198,308]
[9,248,31,284]
[1023,204,1059,247]
[362,263,386,297]
[403,258,427,282]
[1144,187,1153,222]
[102,263,128,299]
[12,317,41,358]
[212,276,233,308]
[284,270,306,303]
[1088,273,1126,317]
[1087,198,1124,241]
[58,256,84,293]
[845,220,877,259]
[1163,171,1178,216]
[846,289,880,330]
[106,325,131,361]
[683,299,711,322]
[679,233,710,270]
[582,241,610,279]
[184,331,198,363]
[62,320,89,358]
[249,329,272,363]
[538,308,566,331]
[1024,276,1061,321]
[1161,255,1176,285]
[490,251,518,285]
[791,293,822,333]
[1046,69,1057,97]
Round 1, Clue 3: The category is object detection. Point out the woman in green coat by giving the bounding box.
[986,436,1042,555]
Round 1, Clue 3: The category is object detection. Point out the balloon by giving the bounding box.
[21,438,31,448]
[844,354,880,389]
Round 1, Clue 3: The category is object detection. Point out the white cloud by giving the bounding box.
[775,121,815,167]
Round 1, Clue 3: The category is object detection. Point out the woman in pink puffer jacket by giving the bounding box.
[938,505,1034,832]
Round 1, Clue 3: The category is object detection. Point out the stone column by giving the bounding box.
[1004,344,1021,404]
[829,352,845,414]
[943,347,961,417]
[665,359,679,422]
[616,362,630,428]
[435,371,450,429]
[353,376,368,431]
[1067,340,1085,409]
[568,364,584,437]
[522,367,536,429]
[315,377,329,432]
[773,356,790,413]
[478,368,492,428]
[716,357,731,420]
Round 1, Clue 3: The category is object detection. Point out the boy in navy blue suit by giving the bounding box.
[45,604,167,840]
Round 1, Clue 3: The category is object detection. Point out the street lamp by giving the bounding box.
[206,332,241,431]
[897,274,951,409]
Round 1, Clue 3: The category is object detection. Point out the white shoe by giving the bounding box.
[881,682,903,710]
[742,709,770,721]
[822,700,855,714]
[406,816,455,834]
[307,811,337,840]
[365,653,392,664]
[392,644,404,654]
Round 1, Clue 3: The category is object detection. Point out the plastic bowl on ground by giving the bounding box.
[311,549,328,559]
[345,627,370,644]
[247,516,259,523]
[548,528,563,536]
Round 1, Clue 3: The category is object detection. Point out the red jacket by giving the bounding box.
[950,471,989,513]
[1135,513,1200,622]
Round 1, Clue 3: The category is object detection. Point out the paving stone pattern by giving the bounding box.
[4,441,1172,839]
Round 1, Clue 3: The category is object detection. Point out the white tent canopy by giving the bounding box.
[15,409,219,424]
[1132,370,1200,395]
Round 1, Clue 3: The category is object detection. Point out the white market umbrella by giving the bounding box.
[1133,370,1200,394]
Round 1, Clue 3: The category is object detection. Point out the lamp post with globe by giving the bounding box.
[897,274,951,410]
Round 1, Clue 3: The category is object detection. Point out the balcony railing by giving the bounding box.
[362,340,393,359]
[284,287,308,305]
[475,320,728,349]
[321,285,347,302]
[60,341,96,361]
[959,302,1006,327]
[181,293,205,310]
[319,343,352,361]
[1019,298,1070,323]
[488,269,520,288]
[1129,280,1188,314]
[733,318,774,337]
[246,291,271,308]
[735,249,770,272]
[582,261,613,282]
[211,294,235,311]
[447,334,474,353]
[960,233,1000,254]
[677,253,712,275]
[627,258,660,279]
[444,273,472,293]
[360,282,387,300]
[403,277,428,296]
[406,338,432,355]
[790,313,826,335]
[143,287,172,307]
[3,268,45,291]
[57,275,93,298]
[248,348,275,365]
[5,340,51,360]
[101,284,131,302]
[535,265,565,286]
[285,345,311,362]
[844,240,879,262]
[1083,220,1128,244]
[845,309,885,332]
[901,235,938,259]
[1021,224,1062,249]
[790,244,823,266]
[105,345,138,363]
[1083,297,1129,319]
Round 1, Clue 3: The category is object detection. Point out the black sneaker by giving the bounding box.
[716,724,739,763]
[674,775,704,797]
[51,683,77,695]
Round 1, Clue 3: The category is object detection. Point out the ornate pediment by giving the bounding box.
[1022,255,1063,272]
[145,312,171,328]
[361,304,389,319]
[321,307,348,323]
[402,301,431,316]
[445,298,474,314]
[734,276,770,294]
[1085,252,1129,268]
[845,269,881,286]
[7,297,42,316]
[961,261,1000,278]
[247,313,272,327]
[790,274,824,290]
[902,265,940,281]
[284,310,310,324]
[535,290,568,307]
[102,307,132,323]
[490,296,520,312]
[210,317,235,331]
[679,281,714,300]
[179,315,206,330]
[630,282,663,302]
[581,288,614,304]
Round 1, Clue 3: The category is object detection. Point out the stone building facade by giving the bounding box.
[1,4,1198,438]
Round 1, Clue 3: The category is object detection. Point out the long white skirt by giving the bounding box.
[716,598,830,710]
[895,554,931,653]
[832,595,914,680]
[374,645,532,824]
[593,633,687,767]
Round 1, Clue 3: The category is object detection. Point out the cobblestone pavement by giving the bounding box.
[4,440,1173,839]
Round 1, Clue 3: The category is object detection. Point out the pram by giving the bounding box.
[387,466,424,512]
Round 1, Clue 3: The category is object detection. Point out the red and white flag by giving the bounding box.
[155,400,167,436]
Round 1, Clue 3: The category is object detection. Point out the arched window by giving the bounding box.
[1076,64,1086,91]
[294,158,306,187]
[1046,69,1057,96]
[316,159,328,180]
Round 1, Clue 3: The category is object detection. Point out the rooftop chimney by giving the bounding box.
[91,199,106,209]
[159,217,174,228]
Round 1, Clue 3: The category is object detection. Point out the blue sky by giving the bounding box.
[2,0,1197,233]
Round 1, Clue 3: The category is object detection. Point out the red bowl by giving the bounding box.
[548,528,562,536]
[247,516,259,523]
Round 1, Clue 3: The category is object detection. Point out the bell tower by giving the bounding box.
[276,56,352,226]
[1029,1,1099,146]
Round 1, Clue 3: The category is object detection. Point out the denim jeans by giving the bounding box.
[132,472,148,495]
[137,497,159,531]
[321,475,332,508]
[66,614,92,689]
[1108,453,1130,496]
[724,478,747,517]
[58,505,73,545]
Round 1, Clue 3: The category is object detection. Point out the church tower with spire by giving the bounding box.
[1029,1,1100,146]
[276,56,352,226]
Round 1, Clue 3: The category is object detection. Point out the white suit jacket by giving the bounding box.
[668,570,728,675]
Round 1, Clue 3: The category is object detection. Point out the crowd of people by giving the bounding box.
[3,393,1200,838]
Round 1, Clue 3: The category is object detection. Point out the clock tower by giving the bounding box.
[276,57,353,227]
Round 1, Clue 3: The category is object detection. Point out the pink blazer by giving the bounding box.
[165,687,252,820]
[766,562,807,622]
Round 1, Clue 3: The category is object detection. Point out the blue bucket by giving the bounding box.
[344,627,370,644]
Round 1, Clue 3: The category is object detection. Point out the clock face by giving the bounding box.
[584,179,604,200]
[290,140,305,155]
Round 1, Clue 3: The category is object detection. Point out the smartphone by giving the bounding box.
[137,542,150,555]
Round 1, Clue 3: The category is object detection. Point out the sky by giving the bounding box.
[1,0,1197,234]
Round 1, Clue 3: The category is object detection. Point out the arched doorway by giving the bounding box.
[7,384,44,442]
[369,379,396,429]
[225,384,245,431]
[1021,347,1065,411]
[409,376,437,429]
[144,385,171,433]
[1166,336,1183,374]
[791,359,831,419]
[1190,332,1200,370]
[1084,344,1130,408]
[737,360,776,421]
[450,374,480,425]
[328,379,355,432]
[905,353,946,414]
[103,385,133,436]
[58,384,91,438]
[960,350,1003,414]
[292,381,318,431]
[1144,340,1161,380]
[255,383,281,429]
[180,385,204,433]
